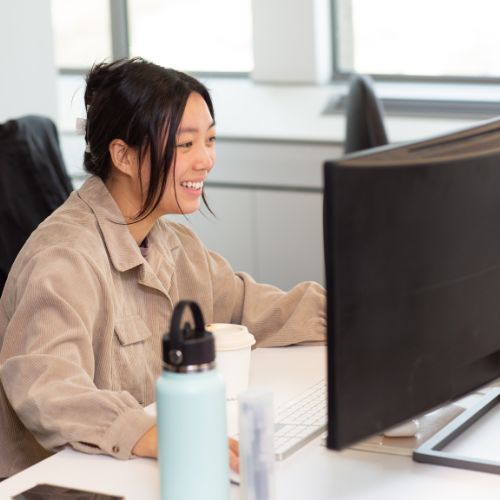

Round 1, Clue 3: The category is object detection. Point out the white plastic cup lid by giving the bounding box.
[206,323,256,351]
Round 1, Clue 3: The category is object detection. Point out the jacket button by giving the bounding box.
[112,445,120,454]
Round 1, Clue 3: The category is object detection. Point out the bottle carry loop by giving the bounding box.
[163,300,216,373]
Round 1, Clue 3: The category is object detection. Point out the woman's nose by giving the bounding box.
[194,145,215,171]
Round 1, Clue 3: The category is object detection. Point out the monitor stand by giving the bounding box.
[350,403,463,457]
[413,387,500,474]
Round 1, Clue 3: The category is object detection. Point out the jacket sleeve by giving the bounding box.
[206,249,326,347]
[0,247,155,459]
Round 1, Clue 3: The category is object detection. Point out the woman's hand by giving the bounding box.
[133,426,240,474]
[132,425,158,458]
[229,437,239,473]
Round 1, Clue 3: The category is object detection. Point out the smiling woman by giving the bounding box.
[82,58,216,231]
[0,57,326,479]
[163,93,217,216]
[100,89,217,242]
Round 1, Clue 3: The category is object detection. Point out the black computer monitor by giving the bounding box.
[324,117,500,472]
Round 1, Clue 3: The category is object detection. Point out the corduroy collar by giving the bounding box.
[77,175,176,274]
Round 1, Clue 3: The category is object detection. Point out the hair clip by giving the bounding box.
[76,118,91,153]
[75,117,87,136]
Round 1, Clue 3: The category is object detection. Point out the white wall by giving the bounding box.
[252,0,332,83]
[0,0,58,123]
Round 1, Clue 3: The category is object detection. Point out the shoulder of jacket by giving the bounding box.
[15,202,107,271]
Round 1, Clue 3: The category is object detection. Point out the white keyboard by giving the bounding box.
[274,379,327,460]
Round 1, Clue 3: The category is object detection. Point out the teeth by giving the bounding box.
[181,181,204,190]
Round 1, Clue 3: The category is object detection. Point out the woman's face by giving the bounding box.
[160,91,216,215]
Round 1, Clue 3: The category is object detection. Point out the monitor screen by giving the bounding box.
[324,117,500,450]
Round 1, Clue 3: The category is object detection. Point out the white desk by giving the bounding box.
[2,346,500,499]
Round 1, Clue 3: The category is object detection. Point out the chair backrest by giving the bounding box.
[0,115,73,294]
[344,73,389,154]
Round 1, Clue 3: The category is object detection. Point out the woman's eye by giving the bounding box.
[208,136,217,144]
[177,141,192,149]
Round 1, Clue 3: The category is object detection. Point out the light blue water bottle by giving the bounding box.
[156,300,229,500]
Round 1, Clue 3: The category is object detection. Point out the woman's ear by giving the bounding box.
[109,139,137,178]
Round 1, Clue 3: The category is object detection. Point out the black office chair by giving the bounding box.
[344,73,389,154]
[0,115,73,294]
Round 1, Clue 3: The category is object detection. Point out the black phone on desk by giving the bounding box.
[11,483,124,499]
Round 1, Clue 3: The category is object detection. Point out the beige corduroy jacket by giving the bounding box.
[0,175,325,478]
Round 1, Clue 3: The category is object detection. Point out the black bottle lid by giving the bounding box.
[162,300,215,372]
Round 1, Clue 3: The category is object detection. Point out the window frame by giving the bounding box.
[57,0,253,78]
[56,0,500,85]
[330,0,500,85]
[55,0,500,119]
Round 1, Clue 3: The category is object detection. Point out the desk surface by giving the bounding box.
[1,346,500,499]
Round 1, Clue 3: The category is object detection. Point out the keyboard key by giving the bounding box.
[273,379,326,460]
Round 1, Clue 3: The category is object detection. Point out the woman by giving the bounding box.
[0,58,325,478]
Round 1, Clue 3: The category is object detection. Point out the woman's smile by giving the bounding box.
[179,179,204,194]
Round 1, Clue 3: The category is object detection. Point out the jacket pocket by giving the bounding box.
[113,315,152,404]
[115,316,152,346]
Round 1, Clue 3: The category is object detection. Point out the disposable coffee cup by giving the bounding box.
[206,323,256,402]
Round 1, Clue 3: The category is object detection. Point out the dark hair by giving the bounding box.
[83,57,215,220]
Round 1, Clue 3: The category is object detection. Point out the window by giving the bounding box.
[51,0,112,69]
[51,0,253,73]
[127,0,253,73]
[334,0,500,80]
